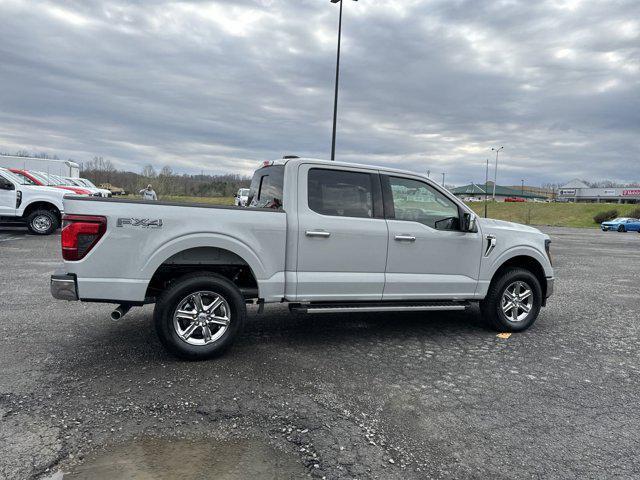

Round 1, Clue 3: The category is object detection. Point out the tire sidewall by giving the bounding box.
[27,210,58,235]
[484,269,542,332]
[154,274,246,360]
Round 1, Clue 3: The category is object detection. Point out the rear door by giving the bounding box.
[295,164,388,301]
[382,174,483,299]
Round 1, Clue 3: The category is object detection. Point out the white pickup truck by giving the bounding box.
[0,167,69,235]
[51,158,554,359]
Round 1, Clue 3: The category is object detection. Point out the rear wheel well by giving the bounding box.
[145,247,259,301]
[22,201,61,221]
[491,256,547,299]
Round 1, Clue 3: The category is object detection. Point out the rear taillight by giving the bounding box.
[61,215,107,261]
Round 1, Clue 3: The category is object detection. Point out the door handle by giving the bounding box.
[394,235,416,242]
[305,230,331,238]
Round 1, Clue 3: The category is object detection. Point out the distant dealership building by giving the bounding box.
[558,179,640,203]
[449,182,548,202]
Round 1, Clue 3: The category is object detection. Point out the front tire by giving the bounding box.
[26,209,59,235]
[618,225,625,232]
[154,273,246,360]
[480,268,542,332]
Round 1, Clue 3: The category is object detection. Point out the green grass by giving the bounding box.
[467,201,640,228]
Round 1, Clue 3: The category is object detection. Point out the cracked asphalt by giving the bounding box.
[1,225,639,479]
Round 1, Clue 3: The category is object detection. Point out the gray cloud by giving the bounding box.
[0,0,638,185]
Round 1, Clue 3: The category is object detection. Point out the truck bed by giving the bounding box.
[61,196,287,303]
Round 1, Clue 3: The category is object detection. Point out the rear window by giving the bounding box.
[248,165,285,210]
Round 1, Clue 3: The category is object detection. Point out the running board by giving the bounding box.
[289,301,471,314]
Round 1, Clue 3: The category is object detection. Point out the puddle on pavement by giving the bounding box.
[63,437,307,480]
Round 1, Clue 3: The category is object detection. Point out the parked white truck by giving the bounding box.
[0,167,70,234]
[51,158,554,359]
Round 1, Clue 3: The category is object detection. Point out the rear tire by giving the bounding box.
[154,273,246,360]
[480,268,542,332]
[26,209,59,235]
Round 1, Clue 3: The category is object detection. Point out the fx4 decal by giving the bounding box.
[117,218,163,228]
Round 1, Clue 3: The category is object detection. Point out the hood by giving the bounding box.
[21,185,73,197]
[478,218,544,235]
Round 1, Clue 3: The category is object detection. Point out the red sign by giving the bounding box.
[623,189,640,196]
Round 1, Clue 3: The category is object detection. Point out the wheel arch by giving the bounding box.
[144,241,262,301]
[489,254,549,302]
[21,201,61,220]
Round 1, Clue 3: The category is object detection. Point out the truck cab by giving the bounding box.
[51,158,554,359]
[0,167,69,234]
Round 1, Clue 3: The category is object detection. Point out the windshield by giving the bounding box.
[78,178,97,188]
[30,171,55,185]
[7,170,36,185]
[612,218,628,222]
[248,165,284,210]
[239,189,250,196]
[0,169,28,185]
[51,174,72,186]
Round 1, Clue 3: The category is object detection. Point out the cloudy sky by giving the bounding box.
[0,0,638,185]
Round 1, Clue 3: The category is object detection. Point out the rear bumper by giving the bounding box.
[50,272,78,301]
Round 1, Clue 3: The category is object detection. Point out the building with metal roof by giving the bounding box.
[450,182,548,202]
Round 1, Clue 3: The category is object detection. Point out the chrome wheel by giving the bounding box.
[32,215,52,233]
[501,281,533,323]
[172,291,231,346]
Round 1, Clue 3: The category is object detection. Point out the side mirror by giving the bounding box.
[462,212,478,232]
[0,180,15,191]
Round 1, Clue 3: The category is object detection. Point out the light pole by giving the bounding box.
[484,158,489,217]
[521,179,524,197]
[441,172,446,187]
[491,146,503,201]
[427,169,431,178]
[330,0,358,161]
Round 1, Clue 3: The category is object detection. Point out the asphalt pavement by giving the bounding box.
[0,225,639,479]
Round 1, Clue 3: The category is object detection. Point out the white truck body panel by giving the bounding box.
[53,158,553,307]
[61,198,287,303]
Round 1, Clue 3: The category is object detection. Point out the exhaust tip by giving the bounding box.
[110,304,131,321]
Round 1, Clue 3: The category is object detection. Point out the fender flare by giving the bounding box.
[19,197,64,217]
[487,245,551,280]
[141,232,266,282]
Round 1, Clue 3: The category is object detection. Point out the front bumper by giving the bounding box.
[51,272,78,301]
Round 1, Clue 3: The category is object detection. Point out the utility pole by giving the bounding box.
[484,158,489,218]
[441,172,446,187]
[521,179,524,197]
[427,169,430,178]
[330,0,358,161]
[491,146,503,200]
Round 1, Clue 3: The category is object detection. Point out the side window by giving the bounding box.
[308,168,373,218]
[387,176,460,230]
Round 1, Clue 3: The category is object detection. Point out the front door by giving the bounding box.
[295,164,388,301]
[0,173,17,217]
[382,175,482,300]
